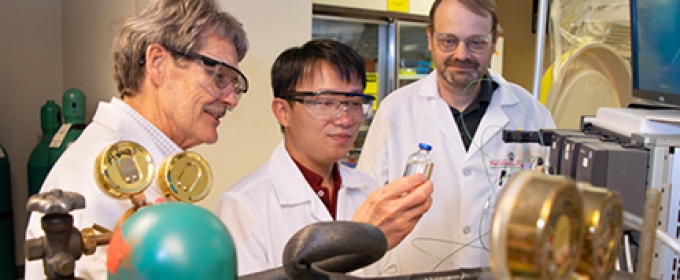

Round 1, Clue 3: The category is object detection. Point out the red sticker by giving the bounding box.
[107,226,130,274]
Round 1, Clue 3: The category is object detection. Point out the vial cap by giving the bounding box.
[418,143,432,151]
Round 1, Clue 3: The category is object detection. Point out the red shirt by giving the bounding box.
[292,159,342,220]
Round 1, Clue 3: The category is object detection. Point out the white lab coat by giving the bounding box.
[24,98,180,280]
[215,142,397,276]
[357,70,555,274]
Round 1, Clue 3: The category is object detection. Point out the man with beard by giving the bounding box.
[24,0,248,278]
[357,0,555,273]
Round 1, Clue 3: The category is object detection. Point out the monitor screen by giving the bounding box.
[630,0,680,106]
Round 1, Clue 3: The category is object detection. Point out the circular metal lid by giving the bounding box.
[576,183,624,279]
[490,171,584,280]
[156,151,212,203]
[94,141,155,198]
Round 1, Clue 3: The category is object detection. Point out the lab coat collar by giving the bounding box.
[269,142,313,206]
[417,69,520,108]
[464,70,514,161]
[267,142,363,205]
[338,164,366,192]
[487,69,521,107]
[417,69,517,159]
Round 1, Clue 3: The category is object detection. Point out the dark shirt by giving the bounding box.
[450,76,499,151]
[292,159,342,220]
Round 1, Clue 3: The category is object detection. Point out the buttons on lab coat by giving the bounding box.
[463,169,471,176]
[317,190,325,197]
[463,226,471,235]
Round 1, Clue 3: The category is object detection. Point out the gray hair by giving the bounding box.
[111,0,249,97]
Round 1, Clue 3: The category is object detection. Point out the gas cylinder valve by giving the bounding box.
[25,189,111,280]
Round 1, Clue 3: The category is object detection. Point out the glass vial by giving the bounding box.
[403,143,434,179]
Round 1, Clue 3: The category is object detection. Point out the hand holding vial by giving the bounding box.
[353,144,434,249]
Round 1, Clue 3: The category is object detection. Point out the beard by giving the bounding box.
[439,57,486,90]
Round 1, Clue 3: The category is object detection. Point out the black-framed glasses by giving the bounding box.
[283,91,375,120]
[164,45,249,98]
[433,33,493,54]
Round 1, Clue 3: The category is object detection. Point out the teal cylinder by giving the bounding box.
[107,202,237,280]
[62,88,86,125]
[0,144,17,280]
[49,88,87,164]
[27,100,62,196]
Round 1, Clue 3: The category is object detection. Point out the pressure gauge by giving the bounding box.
[490,171,584,280]
[575,183,623,279]
[95,141,154,198]
[156,151,212,203]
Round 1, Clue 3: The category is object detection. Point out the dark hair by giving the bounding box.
[271,39,366,99]
[429,0,499,36]
[112,0,248,97]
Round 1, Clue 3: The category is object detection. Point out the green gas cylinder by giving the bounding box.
[48,88,87,164]
[0,144,17,280]
[27,100,62,196]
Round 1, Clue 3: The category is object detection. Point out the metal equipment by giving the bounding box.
[24,189,111,280]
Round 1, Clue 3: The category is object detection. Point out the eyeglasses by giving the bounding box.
[164,46,249,99]
[283,91,375,121]
[433,33,493,54]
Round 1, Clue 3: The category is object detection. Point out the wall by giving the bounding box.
[194,0,309,211]
[0,0,63,265]
[61,1,135,118]
[497,0,551,93]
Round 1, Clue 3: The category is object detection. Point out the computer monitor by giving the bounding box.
[630,0,680,107]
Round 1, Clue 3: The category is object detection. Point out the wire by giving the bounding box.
[410,236,489,269]
[457,77,551,170]
[406,74,554,268]
[456,76,552,252]
[432,232,491,271]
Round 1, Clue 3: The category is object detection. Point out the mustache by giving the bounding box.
[445,58,479,68]
[203,102,228,117]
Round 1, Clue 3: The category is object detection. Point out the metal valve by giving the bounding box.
[26,189,85,214]
[25,189,111,280]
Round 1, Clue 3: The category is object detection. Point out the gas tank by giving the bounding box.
[48,88,87,164]
[27,100,61,196]
[0,144,17,280]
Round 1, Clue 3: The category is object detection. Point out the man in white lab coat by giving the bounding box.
[24,0,249,279]
[215,39,434,276]
[357,0,556,274]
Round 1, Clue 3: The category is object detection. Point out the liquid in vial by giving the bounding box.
[404,143,434,179]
